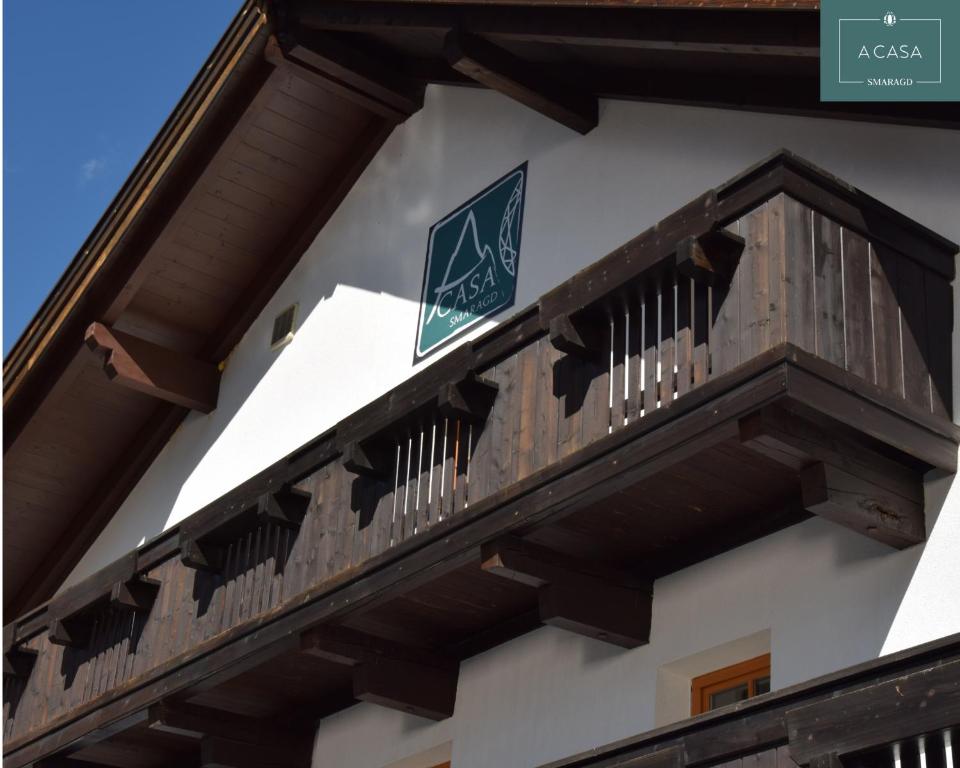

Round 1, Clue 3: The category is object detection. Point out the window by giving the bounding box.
[271,303,298,349]
[690,653,771,715]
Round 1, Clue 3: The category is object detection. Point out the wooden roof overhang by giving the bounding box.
[6,0,960,622]
[1,1,424,616]
[3,151,957,768]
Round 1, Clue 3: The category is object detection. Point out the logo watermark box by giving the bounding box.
[821,0,958,101]
[414,164,527,361]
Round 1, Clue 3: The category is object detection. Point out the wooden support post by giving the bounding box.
[301,625,460,720]
[675,229,745,286]
[548,312,606,361]
[738,405,925,548]
[84,322,220,412]
[481,537,652,648]
[438,371,499,423]
[444,29,598,134]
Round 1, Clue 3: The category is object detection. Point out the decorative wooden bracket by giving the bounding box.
[342,439,394,481]
[180,487,313,573]
[481,536,652,648]
[344,371,499,481]
[738,406,924,548]
[438,371,499,423]
[301,625,459,720]
[265,34,422,124]
[84,322,220,413]
[46,554,161,649]
[548,312,607,361]
[444,29,598,135]
[3,626,38,680]
[675,229,745,286]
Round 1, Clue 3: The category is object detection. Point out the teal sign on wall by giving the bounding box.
[414,164,527,361]
[821,0,959,101]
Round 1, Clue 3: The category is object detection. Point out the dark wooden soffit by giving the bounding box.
[289,0,960,129]
[2,2,417,616]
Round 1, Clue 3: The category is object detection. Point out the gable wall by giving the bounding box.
[63,86,960,589]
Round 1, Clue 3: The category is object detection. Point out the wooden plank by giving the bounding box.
[676,277,693,398]
[626,297,643,422]
[897,256,931,412]
[812,214,845,367]
[870,244,904,398]
[740,203,771,361]
[924,271,953,419]
[517,342,540,479]
[840,229,874,383]
[533,341,560,475]
[786,659,960,764]
[642,289,659,413]
[783,196,816,354]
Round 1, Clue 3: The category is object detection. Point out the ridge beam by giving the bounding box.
[481,536,652,648]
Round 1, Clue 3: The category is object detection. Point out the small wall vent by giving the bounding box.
[271,304,298,349]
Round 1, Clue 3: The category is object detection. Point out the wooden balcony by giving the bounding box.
[3,151,957,767]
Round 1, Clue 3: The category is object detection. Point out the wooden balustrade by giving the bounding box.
[4,151,957,761]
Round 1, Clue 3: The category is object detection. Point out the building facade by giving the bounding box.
[4,2,960,768]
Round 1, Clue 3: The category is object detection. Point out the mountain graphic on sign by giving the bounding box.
[426,210,497,323]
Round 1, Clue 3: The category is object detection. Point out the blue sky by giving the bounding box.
[3,0,242,354]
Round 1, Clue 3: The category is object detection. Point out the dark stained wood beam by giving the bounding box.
[294,2,820,58]
[739,405,925,548]
[84,322,220,412]
[281,31,423,117]
[675,229,745,286]
[481,537,652,648]
[438,371,499,424]
[547,312,606,361]
[201,735,311,768]
[148,701,309,747]
[785,658,960,765]
[301,625,460,720]
[444,29,598,134]
[264,35,419,123]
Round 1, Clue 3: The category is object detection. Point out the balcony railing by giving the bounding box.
[3,151,957,767]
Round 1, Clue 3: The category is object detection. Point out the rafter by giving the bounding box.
[444,29,598,134]
[84,322,220,412]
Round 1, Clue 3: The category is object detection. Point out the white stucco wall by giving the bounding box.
[59,81,960,768]
[65,87,960,585]
[308,483,960,768]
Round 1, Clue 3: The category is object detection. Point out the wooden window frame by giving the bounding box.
[690,653,771,715]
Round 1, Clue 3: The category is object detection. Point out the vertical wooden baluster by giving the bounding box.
[517,342,538,480]
[643,286,657,413]
[626,297,642,423]
[610,309,626,430]
[677,275,693,398]
[660,275,676,404]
